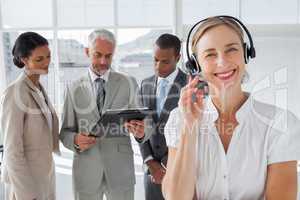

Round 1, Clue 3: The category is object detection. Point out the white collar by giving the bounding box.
[205,92,251,124]
[157,68,178,85]
[89,67,110,82]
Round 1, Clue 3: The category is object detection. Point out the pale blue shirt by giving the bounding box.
[165,93,300,200]
[156,68,178,100]
[144,68,179,164]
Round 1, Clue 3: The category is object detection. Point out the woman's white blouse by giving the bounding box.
[164,94,300,200]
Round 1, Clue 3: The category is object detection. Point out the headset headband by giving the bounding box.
[186,15,256,62]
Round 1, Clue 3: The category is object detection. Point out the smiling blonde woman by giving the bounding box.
[162,16,300,200]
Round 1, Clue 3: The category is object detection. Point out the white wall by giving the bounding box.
[243,34,300,119]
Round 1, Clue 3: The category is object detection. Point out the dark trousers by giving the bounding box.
[144,173,165,200]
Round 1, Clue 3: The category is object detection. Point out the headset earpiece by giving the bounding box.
[249,45,256,59]
[243,42,249,64]
[185,53,201,76]
[185,56,197,75]
[191,53,201,73]
[243,42,256,64]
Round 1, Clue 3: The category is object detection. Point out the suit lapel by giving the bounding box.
[102,72,121,112]
[79,73,101,120]
[149,76,159,122]
[30,91,52,129]
[23,73,60,153]
[23,75,52,129]
[158,69,187,123]
[40,85,60,153]
[78,71,121,119]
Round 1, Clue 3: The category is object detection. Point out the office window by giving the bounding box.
[118,0,173,26]
[57,0,114,27]
[57,30,91,106]
[182,0,238,25]
[1,0,53,28]
[116,28,172,84]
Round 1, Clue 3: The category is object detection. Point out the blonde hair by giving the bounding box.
[191,16,244,54]
[191,16,250,83]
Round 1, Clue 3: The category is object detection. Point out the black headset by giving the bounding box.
[185,15,256,76]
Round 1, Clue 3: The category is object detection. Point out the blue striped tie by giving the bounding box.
[157,78,168,116]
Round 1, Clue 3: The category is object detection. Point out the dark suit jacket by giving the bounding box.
[138,69,187,166]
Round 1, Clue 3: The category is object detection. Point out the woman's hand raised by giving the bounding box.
[179,76,205,127]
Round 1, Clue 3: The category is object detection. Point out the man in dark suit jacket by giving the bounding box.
[125,33,188,200]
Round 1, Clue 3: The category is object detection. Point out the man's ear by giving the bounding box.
[84,48,89,57]
[176,54,181,63]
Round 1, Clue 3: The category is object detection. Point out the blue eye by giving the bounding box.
[226,48,238,53]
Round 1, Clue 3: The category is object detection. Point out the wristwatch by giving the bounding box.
[74,143,82,153]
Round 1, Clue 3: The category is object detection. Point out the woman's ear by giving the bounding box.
[20,57,27,66]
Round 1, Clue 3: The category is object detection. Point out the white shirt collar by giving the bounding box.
[157,68,178,85]
[89,67,110,82]
[205,92,251,124]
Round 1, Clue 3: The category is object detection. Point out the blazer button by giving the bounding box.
[155,145,160,149]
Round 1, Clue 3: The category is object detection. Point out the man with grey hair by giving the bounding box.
[60,29,139,200]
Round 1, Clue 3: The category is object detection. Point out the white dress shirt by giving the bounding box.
[89,68,110,96]
[164,93,300,200]
[156,68,178,100]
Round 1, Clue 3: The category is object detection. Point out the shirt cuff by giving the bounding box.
[135,135,145,143]
[144,155,154,164]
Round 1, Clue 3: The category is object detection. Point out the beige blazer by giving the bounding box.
[0,73,60,200]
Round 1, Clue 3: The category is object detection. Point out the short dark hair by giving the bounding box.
[155,33,181,55]
[12,32,48,68]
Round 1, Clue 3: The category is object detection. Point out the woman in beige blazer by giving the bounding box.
[0,32,60,200]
